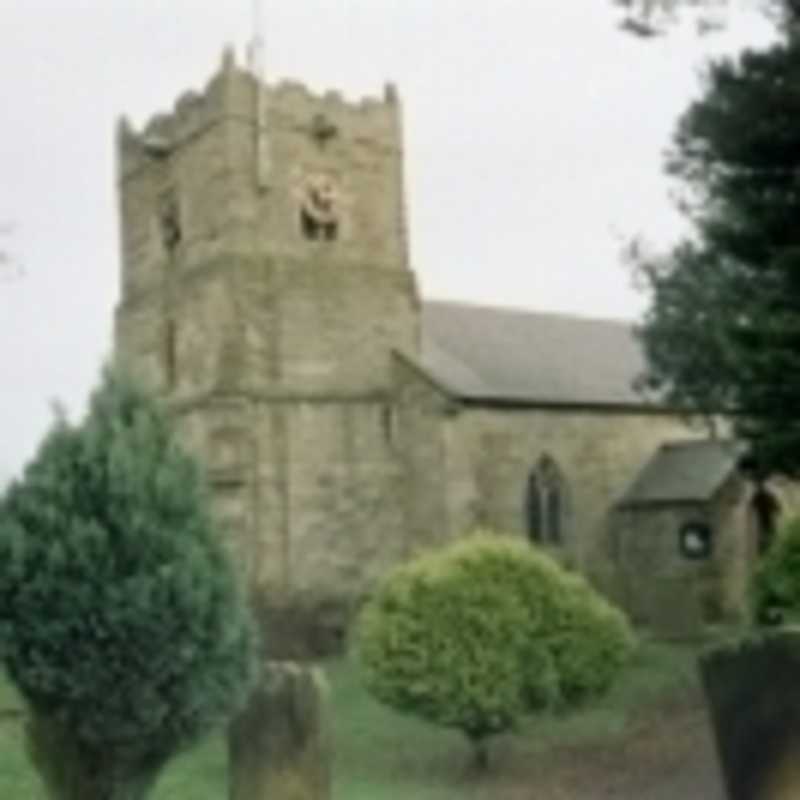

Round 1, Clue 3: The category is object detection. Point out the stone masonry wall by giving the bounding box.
[116,255,418,399]
[117,48,409,304]
[391,355,455,556]
[614,503,718,634]
[441,405,707,586]
[176,396,408,631]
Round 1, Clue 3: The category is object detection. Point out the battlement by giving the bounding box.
[117,46,402,179]
[268,76,399,116]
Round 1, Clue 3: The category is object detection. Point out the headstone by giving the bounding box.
[228,661,331,800]
[701,629,800,799]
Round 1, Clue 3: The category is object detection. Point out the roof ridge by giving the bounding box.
[422,298,638,327]
[661,439,738,451]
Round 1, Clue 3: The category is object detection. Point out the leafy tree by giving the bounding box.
[0,367,258,800]
[615,0,799,37]
[751,517,800,623]
[637,30,800,477]
[355,533,634,769]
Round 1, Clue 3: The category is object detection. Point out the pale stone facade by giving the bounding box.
[114,51,772,642]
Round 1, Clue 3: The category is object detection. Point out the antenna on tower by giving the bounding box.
[249,0,271,190]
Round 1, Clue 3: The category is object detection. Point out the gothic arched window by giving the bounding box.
[525,472,541,542]
[525,455,567,545]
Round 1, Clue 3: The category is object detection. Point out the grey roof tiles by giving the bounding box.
[420,300,650,407]
[617,440,742,507]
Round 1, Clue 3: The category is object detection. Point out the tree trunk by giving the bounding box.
[469,735,490,771]
[228,660,332,800]
[25,713,163,800]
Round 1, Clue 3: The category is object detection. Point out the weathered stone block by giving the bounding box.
[228,661,331,800]
[701,630,800,800]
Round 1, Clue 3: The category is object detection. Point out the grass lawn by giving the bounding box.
[0,637,703,800]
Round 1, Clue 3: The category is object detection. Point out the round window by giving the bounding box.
[679,522,713,560]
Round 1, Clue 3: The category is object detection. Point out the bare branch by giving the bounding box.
[0,222,23,282]
[616,0,731,36]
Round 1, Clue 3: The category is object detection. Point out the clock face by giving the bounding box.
[679,521,713,560]
[299,173,340,241]
[301,174,339,226]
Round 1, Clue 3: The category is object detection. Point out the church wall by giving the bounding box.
[278,400,406,603]
[262,81,408,270]
[615,502,716,635]
[117,53,409,302]
[613,476,754,635]
[116,55,420,402]
[118,257,418,402]
[251,258,417,395]
[114,294,166,392]
[714,477,756,623]
[174,396,409,648]
[441,405,707,585]
[392,356,455,556]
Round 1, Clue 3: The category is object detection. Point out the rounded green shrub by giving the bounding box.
[752,517,800,624]
[356,549,532,767]
[355,532,635,767]
[0,367,258,800]
[435,535,635,707]
[545,572,636,704]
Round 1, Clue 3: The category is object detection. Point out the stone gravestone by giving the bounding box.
[229,660,331,800]
[701,629,800,800]
[227,573,345,798]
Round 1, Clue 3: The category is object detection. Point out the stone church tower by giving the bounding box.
[114,49,428,650]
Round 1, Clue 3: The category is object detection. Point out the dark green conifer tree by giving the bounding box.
[0,367,257,800]
[638,25,800,476]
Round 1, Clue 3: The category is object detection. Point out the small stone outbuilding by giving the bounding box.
[613,440,759,636]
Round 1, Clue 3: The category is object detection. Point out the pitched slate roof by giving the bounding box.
[420,300,650,407]
[617,440,743,508]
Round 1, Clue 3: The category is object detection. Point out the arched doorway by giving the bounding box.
[751,485,781,556]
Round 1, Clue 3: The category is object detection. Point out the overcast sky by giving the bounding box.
[0,1,776,485]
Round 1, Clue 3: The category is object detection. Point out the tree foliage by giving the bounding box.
[0,367,258,800]
[751,517,800,623]
[355,533,634,769]
[638,32,800,476]
[615,0,800,37]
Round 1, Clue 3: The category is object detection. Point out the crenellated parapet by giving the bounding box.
[268,77,399,126]
[117,46,402,180]
[117,48,255,179]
